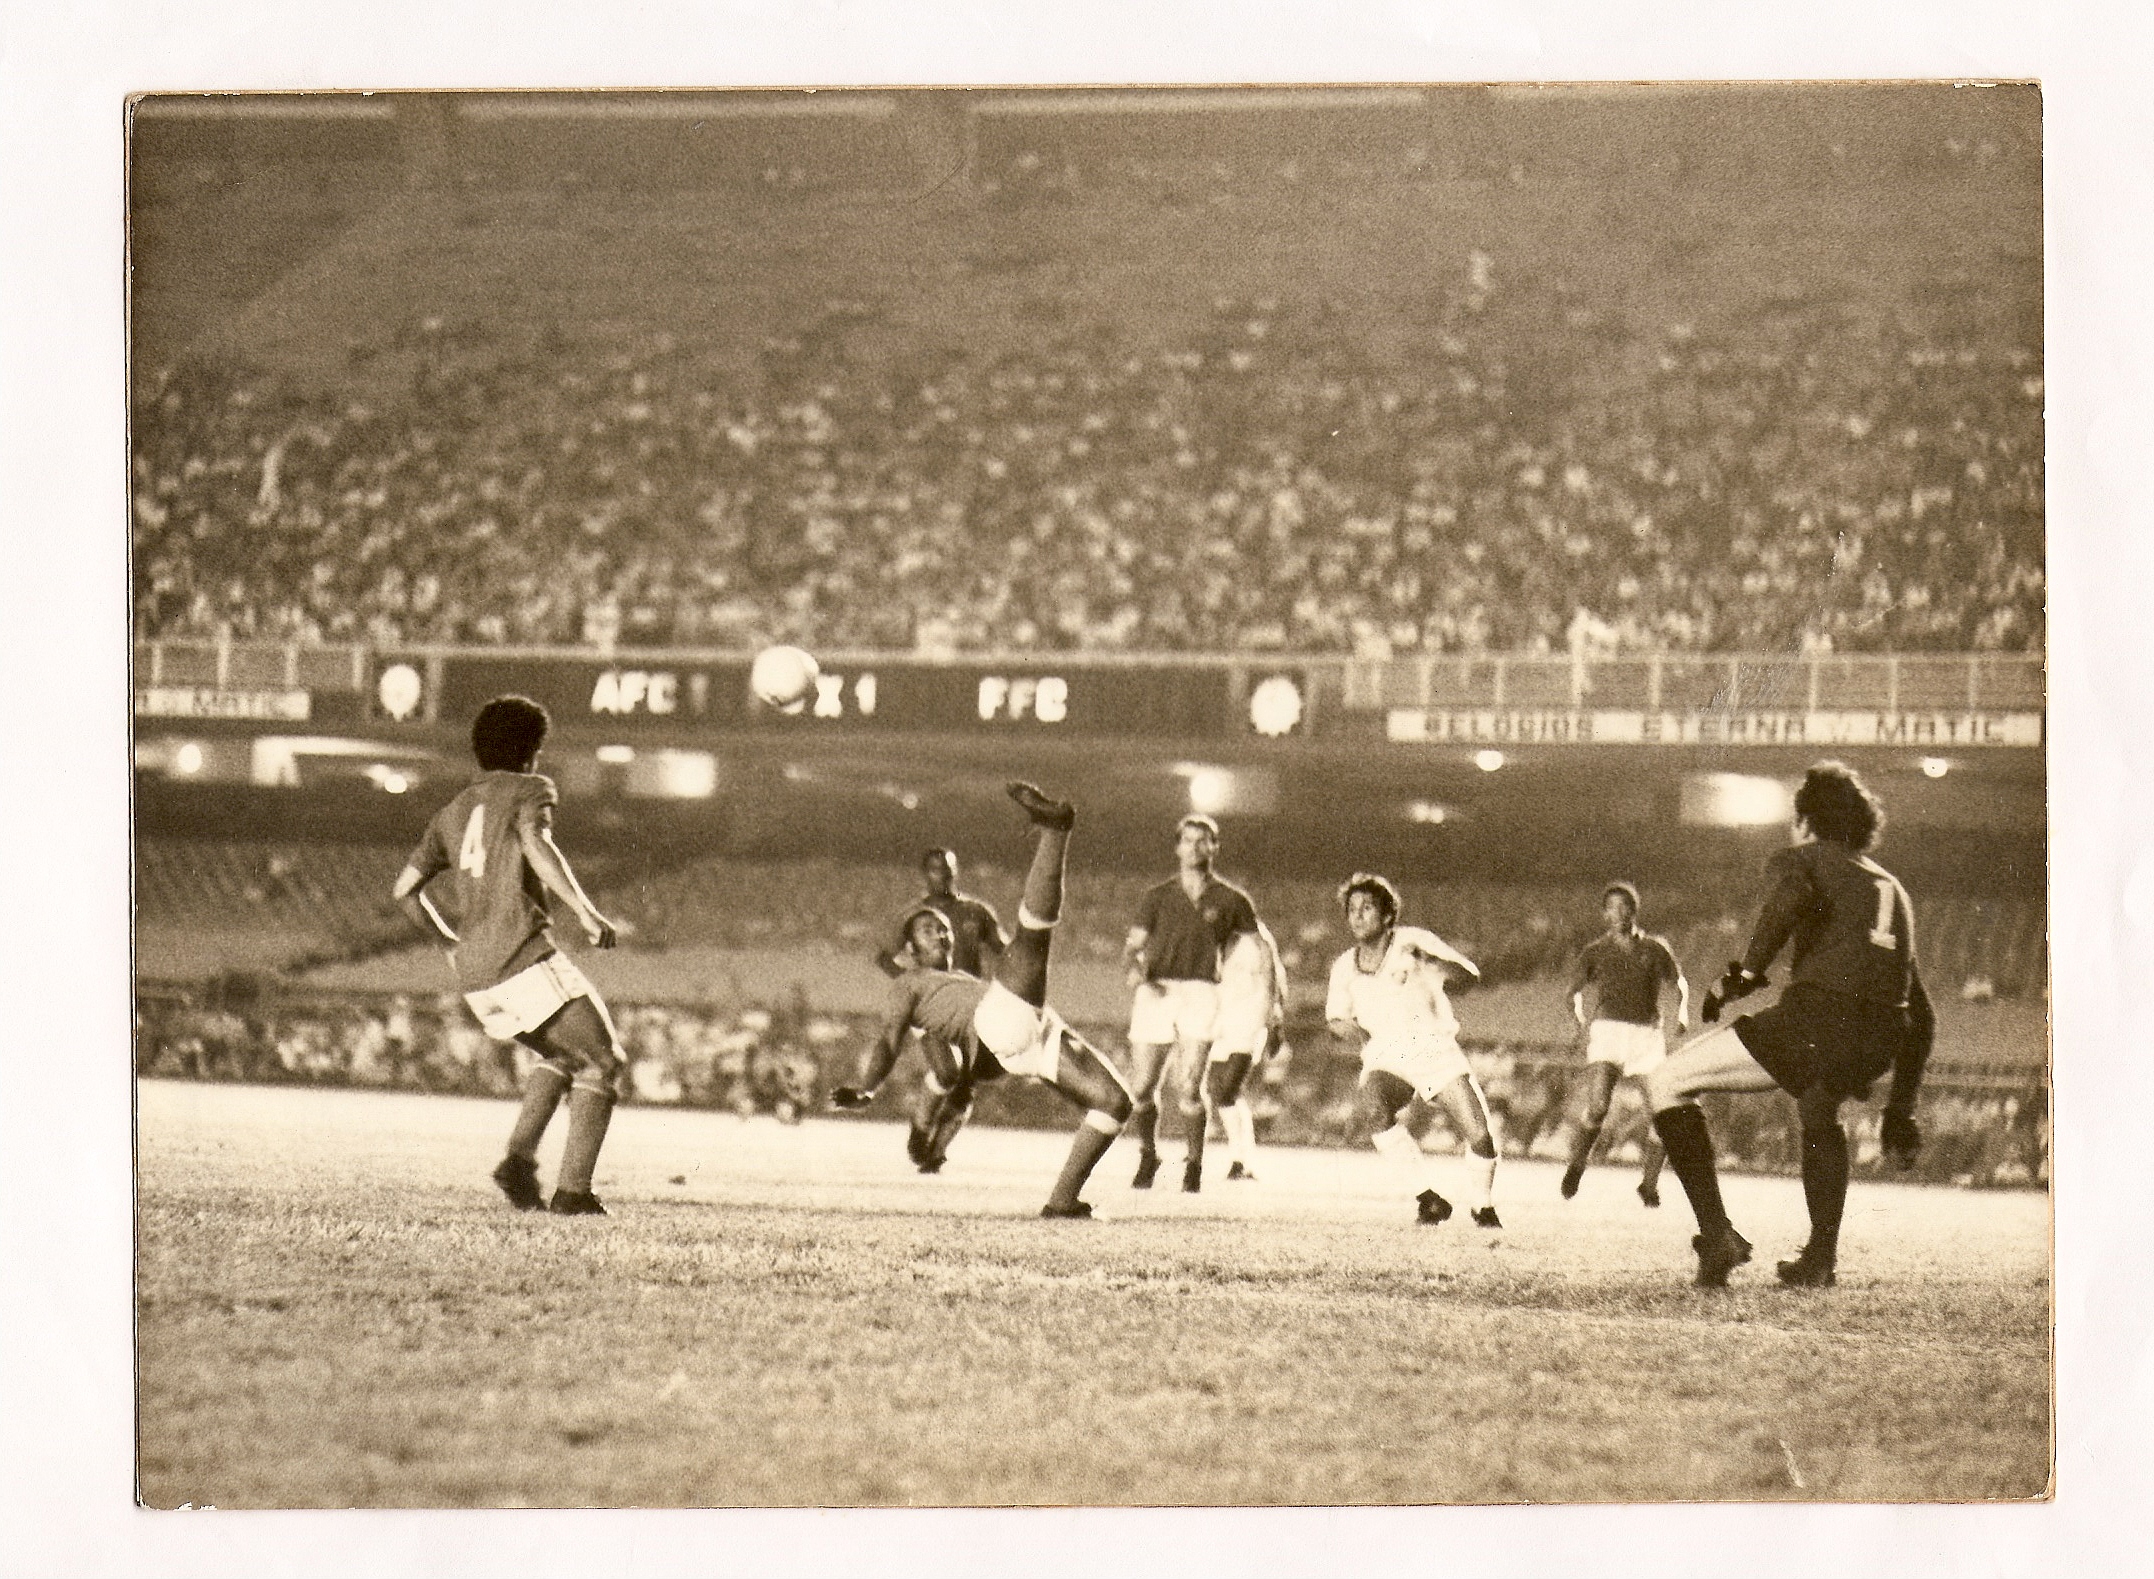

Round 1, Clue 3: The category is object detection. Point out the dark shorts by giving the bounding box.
[1733,985,1911,1100]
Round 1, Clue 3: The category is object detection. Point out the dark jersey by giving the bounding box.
[1133,875,1259,983]
[881,892,1006,978]
[1741,841,1917,1009]
[1573,930,1682,1026]
[887,966,989,1047]
[405,771,561,992]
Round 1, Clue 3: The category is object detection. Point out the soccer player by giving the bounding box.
[876,847,1007,978]
[1561,883,1687,1205]
[1641,762,1934,1289]
[833,783,1133,1219]
[1199,917,1288,1182]
[1123,814,1259,1193]
[873,848,1008,1173]
[1325,874,1503,1228]
[391,695,624,1216]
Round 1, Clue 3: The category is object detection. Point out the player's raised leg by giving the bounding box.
[1641,1025,1780,1285]
[1361,1070,1451,1225]
[997,781,1074,1005]
[521,994,624,1215]
[1432,1072,1502,1227]
[1561,1061,1621,1200]
[1038,1028,1136,1218]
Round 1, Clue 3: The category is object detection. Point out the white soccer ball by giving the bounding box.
[750,645,820,714]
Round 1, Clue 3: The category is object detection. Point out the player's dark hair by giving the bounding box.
[921,847,957,873]
[1794,760,1884,849]
[1602,882,1641,917]
[1338,872,1402,926]
[1177,813,1221,842]
[471,695,550,771]
[904,906,953,945]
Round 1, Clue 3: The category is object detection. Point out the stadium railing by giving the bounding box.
[134,638,2044,732]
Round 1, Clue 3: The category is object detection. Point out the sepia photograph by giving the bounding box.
[121,79,2054,1512]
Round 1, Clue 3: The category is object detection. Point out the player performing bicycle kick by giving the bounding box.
[833,783,1135,1219]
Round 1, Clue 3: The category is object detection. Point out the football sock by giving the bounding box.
[1222,1100,1258,1168]
[1639,1134,1667,1193]
[1651,1103,1730,1235]
[1018,826,1069,929]
[1460,1150,1497,1212]
[505,1064,572,1159]
[1799,1117,1849,1262]
[1182,1104,1209,1174]
[1565,1117,1605,1178]
[1047,1113,1119,1210]
[555,1086,615,1195]
[1130,1100,1161,1158]
[1371,1122,1436,1195]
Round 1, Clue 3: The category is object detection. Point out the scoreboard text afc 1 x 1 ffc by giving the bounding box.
[383,654,1292,738]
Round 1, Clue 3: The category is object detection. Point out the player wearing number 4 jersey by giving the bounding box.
[1644,762,1935,1289]
[393,696,625,1217]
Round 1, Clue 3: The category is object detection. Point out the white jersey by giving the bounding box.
[1219,921,1286,1024]
[1212,921,1287,1059]
[1325,926,1477,1051]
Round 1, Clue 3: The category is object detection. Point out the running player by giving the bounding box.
[391,695,624,1216]
[1642,762,1934,1288]
[833,783,1133,1219]
[1199,917,1288,1182]
[873,848,1008,1174]
[1325,874,1503,1228]
[1123,814,1259,1193]
[1560,883,1686,1205]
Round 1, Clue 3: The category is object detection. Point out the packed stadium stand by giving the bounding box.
[131,89,2041,660]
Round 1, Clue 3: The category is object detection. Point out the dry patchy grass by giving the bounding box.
[137,1081,2050,1508]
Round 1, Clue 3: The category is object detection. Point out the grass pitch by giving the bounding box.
[136,1080,2050,1508]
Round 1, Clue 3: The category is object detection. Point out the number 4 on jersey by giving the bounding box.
[459,805,487,879]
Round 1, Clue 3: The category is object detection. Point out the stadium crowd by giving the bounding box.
[133,985,2046,1188]
[132,279,2042,657]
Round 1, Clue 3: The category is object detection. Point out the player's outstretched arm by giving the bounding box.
[832,1021,907,1109]
[517,821,617,948]
[391,865,458,947]
[1673,970,1691,1034]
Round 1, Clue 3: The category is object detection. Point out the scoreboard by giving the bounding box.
[372,653,1310,738]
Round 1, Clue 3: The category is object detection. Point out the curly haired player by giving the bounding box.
[1642,762,1935,1289]
[1325,873,1502,1228]
[392,695,624,1216]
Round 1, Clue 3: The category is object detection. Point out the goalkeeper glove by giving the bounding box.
[830,1085,876,1110]
[1700,962,1765,1024]
[1880,1108,1921,1170]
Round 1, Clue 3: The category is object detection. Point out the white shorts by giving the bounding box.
[1586,1019,1667,1078]
[1209,996,1273,1062]
[1129,979,1219,1047]
[972,979,1068,1082]
[1361,1035,1473,1103]
[463,953,605,1042]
